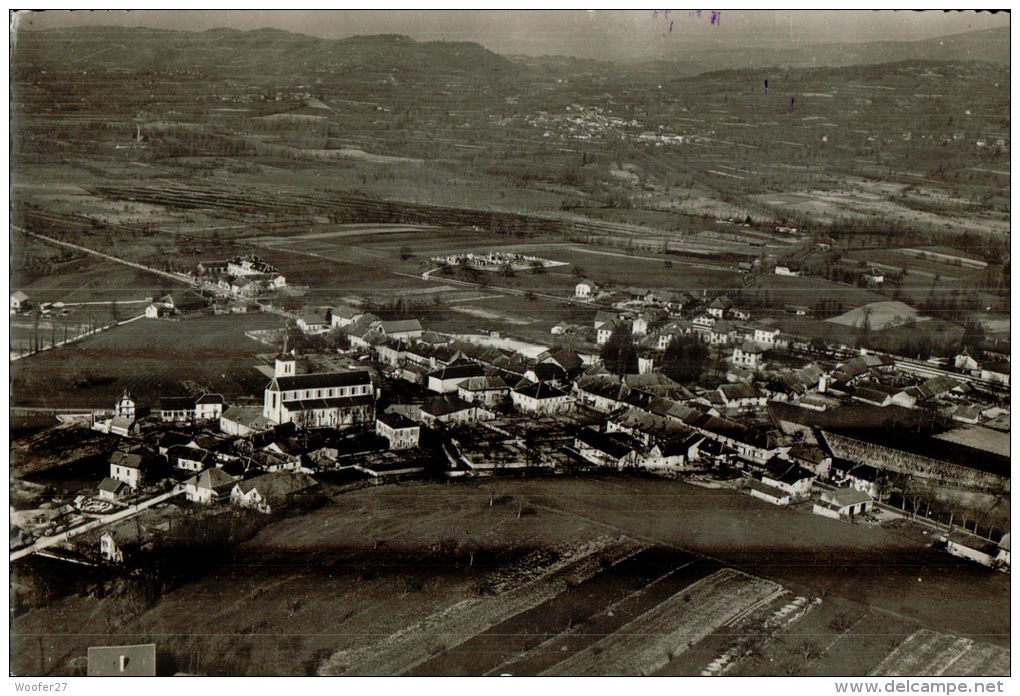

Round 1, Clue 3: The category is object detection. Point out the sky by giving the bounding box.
[12,9,1010,60]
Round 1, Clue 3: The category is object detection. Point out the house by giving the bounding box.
[747,479,792,506]
[952,404,982,425]
[774,266,799,277]
[830,459,882,499]
[375,411,420,450]
[718,383,766,411]
[732,342,764,370]
[167,445,214,472]
[640,433,705,471]
[194,393,225,420]
[787,444,831,478]
[330,304,362,328]
[575,279,598,300]
[539,348,583,375]
[427,362,485,393]
[98,506,178,563]
[457,375,510,407]
[786,305,809,316]
[109,450,148,489]
[729,307,752,321]
[979,360,1010,387]
[219,405,274,437]
[812,488,874,520]
[230,471,319,515]
[550,322,570,336]
[863,269,884,286]
[418,395,491,427]
[593,310,617,330]
[596,318,620,345]
[183,467,237,504]
[296,311,331,335]
[511,382,573,415]
[706,296,732,319]
[97,477,130,501]
[10,290,29,314]
[378,319,423,340]
[87,644,156,677]
[159,396,196,422]
[573,428,638,470]
[752,321,781,347]
[631,315,648,336]
[760,458,815,498]
[574,377,626,413]
[263,357,374,428]
[524,363,568,385]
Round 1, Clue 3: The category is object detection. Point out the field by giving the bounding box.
[11,476,1009,676]
[10,313,287,409]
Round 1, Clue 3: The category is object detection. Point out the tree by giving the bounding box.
[529,259,546,274]
[661,335,709,384]
[600,322,638,376]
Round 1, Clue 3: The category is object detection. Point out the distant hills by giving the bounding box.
[12,24,1008,80]
[13,26,516,78]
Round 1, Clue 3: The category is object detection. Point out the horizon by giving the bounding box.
[12,9,1010,61]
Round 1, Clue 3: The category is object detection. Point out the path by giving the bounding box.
[10,487,184,562]
[568,246,734,272]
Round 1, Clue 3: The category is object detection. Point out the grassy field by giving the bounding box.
[11,476,1009,676]
[10,313,287,409]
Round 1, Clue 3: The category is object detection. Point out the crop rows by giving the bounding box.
[317,535,646,675]
[870,630,1009,677]
[540,568,784,676]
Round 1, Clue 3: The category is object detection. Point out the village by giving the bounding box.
[9,250,1011,575]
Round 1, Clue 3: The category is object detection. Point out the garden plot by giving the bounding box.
[540,568,784,676]
[318,535,646,675]
[870,630,1009,677]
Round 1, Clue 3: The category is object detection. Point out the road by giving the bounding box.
[10,487,184,562]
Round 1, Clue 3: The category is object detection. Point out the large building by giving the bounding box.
[263,356,374,428]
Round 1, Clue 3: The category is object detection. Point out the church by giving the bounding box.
[263,355,375,428]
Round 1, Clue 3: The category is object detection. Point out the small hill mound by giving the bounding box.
[826,300,924,331]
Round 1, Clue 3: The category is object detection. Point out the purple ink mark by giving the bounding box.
[711,11,721,25]
[669,20,674,32]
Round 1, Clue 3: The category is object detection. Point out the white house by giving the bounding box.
[573,428,638,470]
[457,375,510,407]
[596,319,621,345]
[375,411,420,450]
[330,305,362,328]
[97,477,130,501]
[760,459,815,498]
[732,341,764,370]
[511,382,573,415]
[631,315,648,336]
[747,479,791,506]
[575,280,598,300]
[774,266,799,277]
[812,487,873,520]
[183,467,237,504]
[417,395,492,427]
[230,471,318,515]
[296,311,330,335]
[10,290,29,314]
[979,361,1010,387]
[109,450,146,489]
[706,296,732,319]
[752,322,781,347]
[194,393,225,420]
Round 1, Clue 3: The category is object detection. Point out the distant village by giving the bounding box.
[10,251,1011,575]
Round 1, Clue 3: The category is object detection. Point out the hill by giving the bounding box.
[12,26,516,79]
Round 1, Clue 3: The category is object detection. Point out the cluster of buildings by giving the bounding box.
[430,250,557,271]
[195,254,287,299]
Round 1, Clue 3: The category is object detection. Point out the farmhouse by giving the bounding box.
[377,318,423,340]
[812,487,873,520]
[747,479,791,506]
[575,279,598,300]
[511,382,573,415]
[596,318,621,345]
[524,362,568,386]
[706,295,732,319]
[183,467,237,504]
[109,449,151,489]
[296,311,330,335]
[159,393,225,422]
[731,342,764,370]
[760,458,815,498]
[263,356,375,428]
[457,375,510,406]
[593,310,617,329]
[10,290,29,314]
[219,405,274,437]
[718,383,766,411]
[230,471,319,514]
[573,428,638,470]
[427,362,485,393]
[97,477,130,501]
[640,433,705,471]
[167,445,215,472]
[941,532,1005,569]
[375,411,420,450]
[330,304,363,328]
[418,395,492,427]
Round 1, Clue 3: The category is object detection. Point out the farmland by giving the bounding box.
[10,313,286,409]
[11,476,1009,676]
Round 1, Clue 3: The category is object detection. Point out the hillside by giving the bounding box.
[12,26,516,79]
